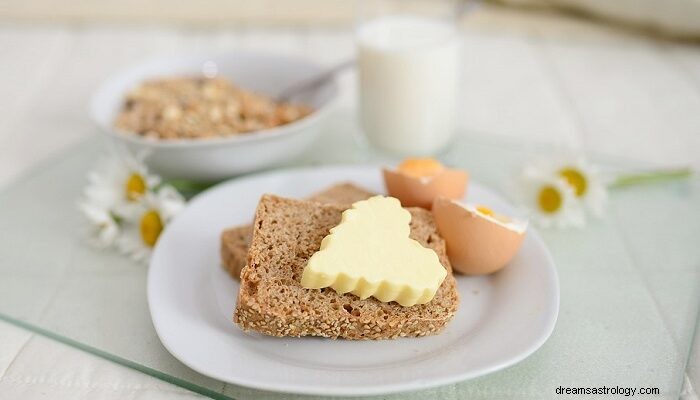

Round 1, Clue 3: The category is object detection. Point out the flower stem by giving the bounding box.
[162,180,217,198]
[609,167,693,189]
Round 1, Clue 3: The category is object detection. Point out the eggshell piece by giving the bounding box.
[432,197,525,275]
[383,168,468,209]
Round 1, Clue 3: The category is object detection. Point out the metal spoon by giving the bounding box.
[277,59,355,102]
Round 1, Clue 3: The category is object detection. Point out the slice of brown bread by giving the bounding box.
[303,182,376,206]
[220,183,375,279]
[234,195,459,340]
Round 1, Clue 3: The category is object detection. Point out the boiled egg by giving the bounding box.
[432,197,527,275]
[383,158,468,209]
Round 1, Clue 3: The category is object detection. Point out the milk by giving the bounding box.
[357,16,460,156]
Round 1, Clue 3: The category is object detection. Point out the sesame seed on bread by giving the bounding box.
[233,195,459,340]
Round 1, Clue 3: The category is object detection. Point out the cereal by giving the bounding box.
[114,76,312,140]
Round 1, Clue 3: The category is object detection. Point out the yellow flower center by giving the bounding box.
[140,210,163,248]
[125,173,147,201]
[538,185,562,214]
[559,168,587,197]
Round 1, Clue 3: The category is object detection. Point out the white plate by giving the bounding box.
[148,165,559,396]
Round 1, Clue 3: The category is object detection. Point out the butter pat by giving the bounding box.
[301,196,447,307]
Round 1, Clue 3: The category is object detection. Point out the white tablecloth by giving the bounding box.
[0,7,698,399]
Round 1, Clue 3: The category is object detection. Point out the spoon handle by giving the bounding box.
[278,59,355,102]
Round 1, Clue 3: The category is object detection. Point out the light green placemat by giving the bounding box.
[0,120,698,399]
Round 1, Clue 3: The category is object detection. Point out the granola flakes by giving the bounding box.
[114,76,312,140]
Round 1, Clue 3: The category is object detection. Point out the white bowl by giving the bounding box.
[90,51,339,182]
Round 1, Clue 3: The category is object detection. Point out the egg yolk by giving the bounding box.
[475,205,511,224]
[476,205,494,216]
[397,158,444,178]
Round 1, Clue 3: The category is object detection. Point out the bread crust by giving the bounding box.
[233,195,459,340]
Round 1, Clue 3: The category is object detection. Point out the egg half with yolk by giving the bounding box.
[432,197,527,275]
[383,158,468,209]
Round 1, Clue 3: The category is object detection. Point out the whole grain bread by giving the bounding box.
[302,182,376,206]
[233,195,459,340]
[220,183,375,279]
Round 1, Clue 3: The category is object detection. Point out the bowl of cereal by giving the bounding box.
[91,51,339,181]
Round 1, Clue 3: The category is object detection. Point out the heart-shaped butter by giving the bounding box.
[301,195,447,307]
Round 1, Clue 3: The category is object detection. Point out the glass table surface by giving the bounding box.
[0,119,698,399]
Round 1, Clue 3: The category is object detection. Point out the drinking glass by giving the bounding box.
[356,0,462,156]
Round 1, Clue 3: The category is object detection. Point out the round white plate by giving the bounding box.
[148,165,559,396]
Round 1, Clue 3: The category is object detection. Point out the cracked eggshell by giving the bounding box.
[382,168,468,209]
[432,197,526,275]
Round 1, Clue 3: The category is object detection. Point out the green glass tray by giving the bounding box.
[0,123,698,399]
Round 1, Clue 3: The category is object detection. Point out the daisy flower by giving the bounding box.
[515,153,691,230]
[540,154,608,217]
[83,150,161,220]
[518,166,586,229]
[77,201,120,248]
[117,186,185,264]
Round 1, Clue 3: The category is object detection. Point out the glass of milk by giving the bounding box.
[356,0,461,156]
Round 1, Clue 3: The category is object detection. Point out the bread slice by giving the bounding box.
[220,183,375,279]
[302,182,377,207]
[234,195,459,340]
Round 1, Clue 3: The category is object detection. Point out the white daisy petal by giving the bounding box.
[115,185,186,265]
[97,222,120,248]
[116,233,152,265]
[517,165,587,229]
[77,202,120,248]
[78,147,187,264]
[153,186,186,222]
[530,153,608,219]
[83,150,162,220]
[514,152,612,229]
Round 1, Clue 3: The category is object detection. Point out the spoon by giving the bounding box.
[277,59,355,102]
